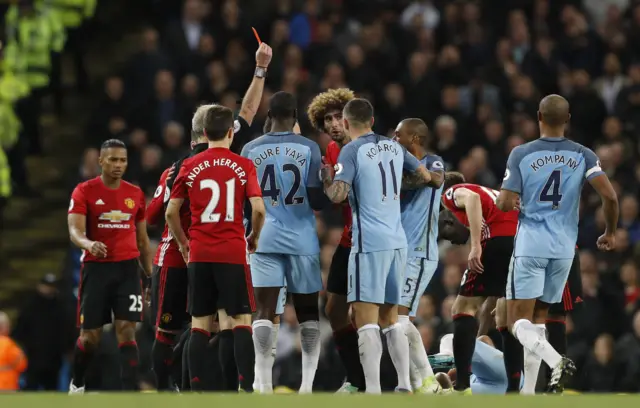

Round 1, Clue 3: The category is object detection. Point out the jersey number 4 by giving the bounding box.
[200,178,235,223]
[539,170,563,208]
[260,163,304,205]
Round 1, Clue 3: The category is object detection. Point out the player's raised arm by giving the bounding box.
[497,147,523,212]
[323,144,355,203]
[237,42,272,126]
[584,149,618,250]
[451,187,484,272]
[68,185,107,258]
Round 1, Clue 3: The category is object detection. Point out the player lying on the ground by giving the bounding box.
[431,334,520,394]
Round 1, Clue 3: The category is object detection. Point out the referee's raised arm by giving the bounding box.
[231,42,273,153]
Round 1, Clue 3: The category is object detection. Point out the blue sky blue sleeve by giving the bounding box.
[583,147,605,181]
[334,143,357,185]
[402,147,421,172]
[307,141,322,188]
[501,148,523,193]
[428,155,445,173]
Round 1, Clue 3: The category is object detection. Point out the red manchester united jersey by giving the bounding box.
[171,147,262,264]
[326,141,352,248]
[147,168,190,268]
[69,176,146,262]
[442,183,518,242]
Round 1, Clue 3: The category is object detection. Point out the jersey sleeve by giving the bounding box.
[146,169,169,225]
[402,147,421,172]
[231,115,253,154]
[136,188,147,222]
[501,147,523,193]
[428,155,445,173]
[307,141,322,188]
[170,163,189,200]
[442,186,461,210]
[68,184,87,215]
[583,147,604,180]
[245,160,262,198]
[334,143,357,185]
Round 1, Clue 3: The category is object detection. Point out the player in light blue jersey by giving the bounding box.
[394,118,444,393]
[321,99,433,394]
[497,94,619,393]
[241,92,328,394]
[432,334,520,395]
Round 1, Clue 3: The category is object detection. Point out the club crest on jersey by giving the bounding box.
[162,313,172,323]
[99,210,132,223]
[124,198,136,209]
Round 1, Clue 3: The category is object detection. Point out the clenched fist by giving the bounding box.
[256,42,273,68]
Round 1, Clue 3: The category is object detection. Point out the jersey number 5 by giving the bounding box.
[200,178,235,223]
[260,163,304,205]
[539,170,563,208]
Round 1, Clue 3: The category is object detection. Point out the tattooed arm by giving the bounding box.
[401,156,445,190]
[324,179,351,203]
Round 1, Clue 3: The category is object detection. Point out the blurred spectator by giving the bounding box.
[0,312,27,391]
[12,275,75,390]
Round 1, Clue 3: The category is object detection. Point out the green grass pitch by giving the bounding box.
[2,393,639,408]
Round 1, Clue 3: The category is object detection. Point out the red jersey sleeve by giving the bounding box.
[245,161,262,198]
[146,168,169,225]
[170,164,189,200]
[442,186,461,211]
[69,183,87,215]
[136,188,146,222]
[325,141,339,167]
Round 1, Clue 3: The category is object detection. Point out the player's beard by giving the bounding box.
[330,129,348,146]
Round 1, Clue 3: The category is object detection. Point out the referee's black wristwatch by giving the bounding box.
[254,66,267,79]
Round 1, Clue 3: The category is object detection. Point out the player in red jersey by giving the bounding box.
[67,139,153,393]
[307,88,365,393]
[166,104,266,392]
[147,42,273,391]
[439,171,522,394]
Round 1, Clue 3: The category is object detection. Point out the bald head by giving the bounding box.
[538,94,570,127]
[399,118,428,139]
[0,312,9,335]
[395,118,429,149]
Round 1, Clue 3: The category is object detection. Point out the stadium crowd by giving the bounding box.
[4,0,640,392]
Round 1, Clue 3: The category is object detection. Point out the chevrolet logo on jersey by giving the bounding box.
[98,210,132,228]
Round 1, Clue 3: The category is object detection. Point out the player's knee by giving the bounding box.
[79,331,100,349]
[452,296,481,316]
[294,304,319,323]
[115,322,137,342]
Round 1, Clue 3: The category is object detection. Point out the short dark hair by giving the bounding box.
[269,91,297,121]
[444,171,465,191]
[343,98,374,127]
[100,139,126,150]
[192,104,234,141]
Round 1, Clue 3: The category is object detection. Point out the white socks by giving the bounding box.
[253,322,279,392]
[358,324,383,394]
[399,315,433,390]
[520,323,545,394]
[513,319,562,395]
[383,322,412,391]
[299,320,321,393]
[252,319,274,393]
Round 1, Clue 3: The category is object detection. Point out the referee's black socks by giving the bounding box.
[498,326,524,392]
[188,328,210,391]
[152,331,176,391]
[452,314,477,391]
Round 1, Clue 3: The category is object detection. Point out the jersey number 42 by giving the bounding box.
[260,164,304,206]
